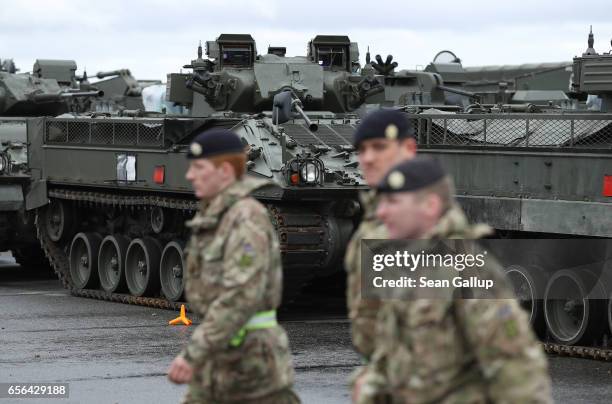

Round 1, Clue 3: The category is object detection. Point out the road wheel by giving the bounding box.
[544,269,606,345]
[44,200,75,242]
[160,241,185,302]
[69,232,102,290]
[98,235,130,293]
[125,237,161,297]
[505,264,547,338]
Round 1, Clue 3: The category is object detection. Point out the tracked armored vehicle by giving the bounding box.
[166,34,384,115]
[0,59,102,265]
[406,30,612,354]
[91,69,162,112]
[424,49,574,106]
[26,34,378,307]
[1,59,101,117]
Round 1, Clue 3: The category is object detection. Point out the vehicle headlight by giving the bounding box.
[286,157,324,186]
[300,162,319,183]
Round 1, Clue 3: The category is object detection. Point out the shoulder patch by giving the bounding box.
[496,304,513,320]
[238,243,255,267]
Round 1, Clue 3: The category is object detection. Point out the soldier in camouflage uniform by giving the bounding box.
[167,128,299,404]
[345,109,417,362]
[354,157,552,404]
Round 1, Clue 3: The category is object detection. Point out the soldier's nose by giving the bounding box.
[361,151,374,163]
[376,204,387,220]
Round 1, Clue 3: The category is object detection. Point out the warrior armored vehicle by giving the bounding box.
[1,59,101,117]
[26,34,375,306]
[424,48,574,106]
[353,47,487,109]
[166,34,385,116]
[91,69,162,112]
[405,30,612,353]
[0,59,102,265]
[167,35,474,115]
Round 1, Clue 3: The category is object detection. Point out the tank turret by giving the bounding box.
[424,49,573,106]
[0,60,101,262]
[33,59,78,88]
[0,70,103,116]
[571,28,612,111]
[90,68,162,112]
[167,33,384,115]
[95,69,142,96]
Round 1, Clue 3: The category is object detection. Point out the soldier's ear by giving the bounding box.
[399,137,417,158]
[424,192,443,219]
[219,160,238,180]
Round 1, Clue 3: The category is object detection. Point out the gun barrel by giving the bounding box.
[32,90,104,103]
[60,90,105,98]
[96,69,128,79]
[31,93,62,103]
[293,103,318,132]
[437,84,479,100]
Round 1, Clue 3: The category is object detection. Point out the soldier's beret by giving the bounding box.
[377,156,446,193]
[187,128,244,159]
[353,109,415,148]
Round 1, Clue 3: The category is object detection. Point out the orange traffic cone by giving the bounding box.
[169,304,192,326]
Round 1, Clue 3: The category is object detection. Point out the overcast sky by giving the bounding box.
[2,0,612,81]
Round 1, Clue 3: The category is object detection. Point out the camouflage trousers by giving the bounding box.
[181,387,300,404]
[180,327,297,404]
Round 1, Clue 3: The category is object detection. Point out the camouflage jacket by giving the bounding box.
[181,177,295,402]
[344,190,388,360]
[358,205,552,404]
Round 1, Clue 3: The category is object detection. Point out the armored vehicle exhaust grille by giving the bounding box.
[281,123,356,147]
[411,112,612,148]
[45,119,165,147]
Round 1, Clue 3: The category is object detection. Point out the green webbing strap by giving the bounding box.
[229,310,278,347]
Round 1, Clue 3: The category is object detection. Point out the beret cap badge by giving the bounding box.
[385,124,399,140]
[187,128,244,159]
[388,170,405,189]
[189,142,203,157]
[376,157,447,194]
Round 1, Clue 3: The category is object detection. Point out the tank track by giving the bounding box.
[35,191,189,310]
[37,187,329,311]
[543,343,612,361]
[37,189,612,361]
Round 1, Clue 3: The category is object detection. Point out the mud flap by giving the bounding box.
[25,179,48,210]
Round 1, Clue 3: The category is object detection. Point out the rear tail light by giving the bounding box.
[604,175,612,197]
[153,166,165,184]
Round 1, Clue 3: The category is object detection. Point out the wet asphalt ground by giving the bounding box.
[1,254,612,404]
